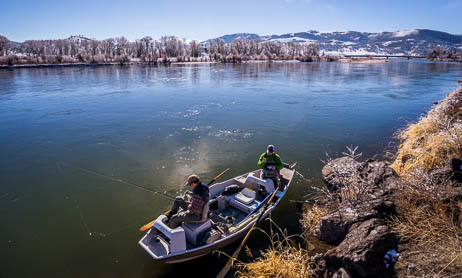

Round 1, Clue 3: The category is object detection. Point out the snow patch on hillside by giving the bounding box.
[343,41,357,46]
[383,41,397,46]
[270,37,317,43]
[392,30,418,38]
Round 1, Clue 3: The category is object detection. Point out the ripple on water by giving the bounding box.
[0,193,21,203]
[208,129,254,140]
[41,109,85,117]
[99,90,132,96]
[151,77,189,82]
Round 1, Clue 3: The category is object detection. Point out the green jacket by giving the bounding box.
[258,152,283,171]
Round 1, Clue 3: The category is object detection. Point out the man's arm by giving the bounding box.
[257,153,266,168]
[275,154,283,171]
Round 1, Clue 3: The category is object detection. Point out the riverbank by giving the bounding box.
[428,58,462,63]
[339,57,389,63]
[0,59,313,69]
[238,84,462,277]
[7,57,459,69]
[0,57,342,69]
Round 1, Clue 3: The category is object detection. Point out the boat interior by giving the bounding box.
[140,166,294,257]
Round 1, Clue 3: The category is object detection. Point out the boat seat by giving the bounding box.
[182,204,211,245]
[246,174,275,193]
[235,188,256,205]
[153,215,186,253]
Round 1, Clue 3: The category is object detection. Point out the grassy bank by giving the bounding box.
[391,86,462,176]
[389,85,462,276]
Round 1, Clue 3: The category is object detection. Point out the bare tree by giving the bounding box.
[90,39,100,56]
[1,33,335,65]
[0,35,9,56]
[189,40,200,58]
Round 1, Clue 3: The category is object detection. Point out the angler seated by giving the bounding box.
[258,144,283,190]
[165,174,210,229]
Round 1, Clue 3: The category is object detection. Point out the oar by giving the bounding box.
[216,187,280,278]
[139,168,230,232]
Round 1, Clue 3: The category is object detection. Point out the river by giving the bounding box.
[1,60,462,277]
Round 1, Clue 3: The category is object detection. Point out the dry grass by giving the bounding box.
[300,204,328,237]
[236,220,319,278]
[237,245,314,278]
[389,185,462,276]
[391,87,462,176]
[390,85,462,277]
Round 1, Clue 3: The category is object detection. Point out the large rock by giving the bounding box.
[358,159,398,188]
[317,158,397,245]
[322,157,398,194]
[324,218,398,278]
[322,157,361,192]
[316,206,377,245]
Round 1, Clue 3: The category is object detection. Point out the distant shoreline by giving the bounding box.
[0,60,303,69]
[1,57,458,69]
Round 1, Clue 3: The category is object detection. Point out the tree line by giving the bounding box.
[427,45,462,62]
[0,34,337,66]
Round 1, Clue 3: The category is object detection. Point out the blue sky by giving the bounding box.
[1,0,461,42]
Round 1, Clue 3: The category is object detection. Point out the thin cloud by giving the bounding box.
[443,1,462,9]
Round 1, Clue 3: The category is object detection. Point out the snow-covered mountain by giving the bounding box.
[205,29,462,56]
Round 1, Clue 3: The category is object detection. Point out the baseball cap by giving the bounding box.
[185,174,200,186]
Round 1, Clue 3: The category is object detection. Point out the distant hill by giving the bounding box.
[205,29,462,56]
[67,35,91,41]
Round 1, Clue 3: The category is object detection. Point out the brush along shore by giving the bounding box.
[237,85,462,277]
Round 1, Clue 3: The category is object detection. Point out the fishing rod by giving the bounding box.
[59,161,177,201]
[139,167,230,232]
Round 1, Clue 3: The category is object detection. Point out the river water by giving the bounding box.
[1,61,462,277]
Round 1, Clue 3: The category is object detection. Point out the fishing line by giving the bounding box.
[59,161,176,201]
[98,215,159,237]
[74,199,92,236]
[60,162,181,237]
[73,197,152,237]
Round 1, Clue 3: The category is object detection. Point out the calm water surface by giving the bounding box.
[1,61,462,277]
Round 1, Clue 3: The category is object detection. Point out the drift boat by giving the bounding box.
[138,163,296,263]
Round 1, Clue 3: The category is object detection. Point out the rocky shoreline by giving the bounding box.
[306,85,462,277]
[313,156,462,277]
[311,157,400,277]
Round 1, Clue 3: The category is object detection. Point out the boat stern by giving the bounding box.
[138,215,187,260]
